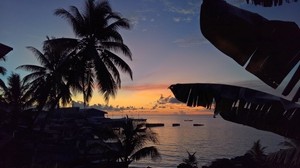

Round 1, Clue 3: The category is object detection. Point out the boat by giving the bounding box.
[132,118,147,122]
[184,119,193,122]
[193,123,204,126]
[172,123,180,127]
[146,123,164,127]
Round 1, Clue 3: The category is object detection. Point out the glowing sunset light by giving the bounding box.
[1,0,299,116]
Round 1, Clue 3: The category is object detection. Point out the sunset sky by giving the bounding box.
[1,0,299,115]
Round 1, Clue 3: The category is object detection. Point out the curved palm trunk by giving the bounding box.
[170,83,300,140]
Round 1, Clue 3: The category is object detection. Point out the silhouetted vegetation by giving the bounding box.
[113,119,161,168]
[202,140,269,168]
[1,0,300,167]
[171,0,300,167]
[177,151,198,168]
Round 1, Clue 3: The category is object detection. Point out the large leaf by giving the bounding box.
[200,0,300,100]
[169,83,300,140]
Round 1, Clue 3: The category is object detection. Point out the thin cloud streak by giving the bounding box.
[122,84,170,91]
[162,0,200,15]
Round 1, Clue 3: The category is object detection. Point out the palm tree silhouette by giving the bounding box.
[50,0,133,106]
[247,140,266,166]
[177,151,198,168]
[17,44,73,110]
[114,119,160,168]
[0,73,32,128]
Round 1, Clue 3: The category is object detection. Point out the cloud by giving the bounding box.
[173,111,187,115]
[162,0,200,15]
[71,101,141,112]
[173,17,181,22]
[173,36,208,47]
[157,94,181,104]
[151,94,182,109]
[122,84,169,91]
[173,16,192,23]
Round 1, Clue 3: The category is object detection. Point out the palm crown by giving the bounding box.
[53,0,133,104]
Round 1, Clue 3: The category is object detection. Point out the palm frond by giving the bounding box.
[101,52,121,86]
[169,83,300,140]
[93,49,117,102]
[55,8,83,37]
[130,146,161,162]
[26,46,51,67]
[17,64,45,72]
[267,139,300,168]
[104,50,133,80]
[98,29,124,43]
[100,42,132,59]
[106,18,131,31]
[44,37,79,54]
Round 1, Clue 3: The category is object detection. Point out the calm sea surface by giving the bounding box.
[117,115,285,168]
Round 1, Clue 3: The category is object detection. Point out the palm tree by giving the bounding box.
[114,119,160,168]
[247,140,266,165]
[0,73,32,127]
[51,0,133,105]
[178,151,198,168]
[267,139,300,168]
[17,43,74,110]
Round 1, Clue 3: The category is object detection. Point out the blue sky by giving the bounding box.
[1,0,299,113]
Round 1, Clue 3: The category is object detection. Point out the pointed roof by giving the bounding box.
[0,43,13,58]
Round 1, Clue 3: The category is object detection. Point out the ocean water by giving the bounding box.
[127,115,285,168]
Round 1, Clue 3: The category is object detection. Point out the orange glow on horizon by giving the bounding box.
[71,84,214,115]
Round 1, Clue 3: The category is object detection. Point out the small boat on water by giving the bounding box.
[184,119,193,122]
[132,118,147,122]
[193,123,204,126]
[172,123,180,127]
[146,123,164,127]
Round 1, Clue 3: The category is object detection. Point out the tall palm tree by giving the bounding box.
[51,0,133,105]
[17,43,74,110]
[114,119,160,168]
[0,73,32,127]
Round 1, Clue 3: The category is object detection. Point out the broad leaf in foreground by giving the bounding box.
[200,0,300,100]
[170,83,300,140]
